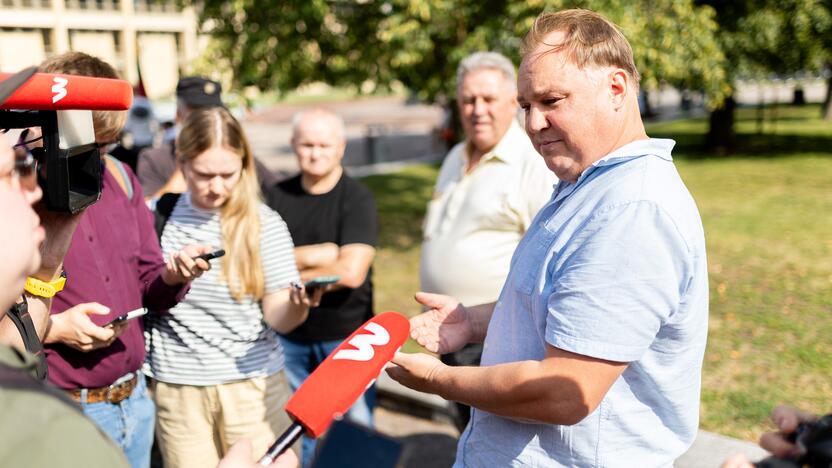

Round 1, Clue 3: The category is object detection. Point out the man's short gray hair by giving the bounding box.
[291,108,346,141]
[456,52,517,93]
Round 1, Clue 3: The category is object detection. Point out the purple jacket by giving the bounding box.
[47,163,187,389]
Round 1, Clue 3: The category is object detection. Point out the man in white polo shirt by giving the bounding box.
[419,51,556,429]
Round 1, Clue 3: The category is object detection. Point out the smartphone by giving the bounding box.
[103,307,148,328]
[304,275,340,292]
[195,249,225,262]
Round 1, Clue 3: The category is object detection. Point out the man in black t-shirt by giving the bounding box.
[266,109,377,468]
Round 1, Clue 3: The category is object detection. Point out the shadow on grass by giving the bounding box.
[648,104,832,160]
[652,130,832,160]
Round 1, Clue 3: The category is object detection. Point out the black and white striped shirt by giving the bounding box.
[143,194,299,385]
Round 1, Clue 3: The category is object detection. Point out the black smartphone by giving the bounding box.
[103,307,148,328]
[304,275,340,292]
[195,249,225,262]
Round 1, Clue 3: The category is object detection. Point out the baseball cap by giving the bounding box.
[0,66,37,106]
[176,76,222,108]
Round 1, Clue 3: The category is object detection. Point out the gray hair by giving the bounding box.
[291,108,346,141]
[456,52,517,93]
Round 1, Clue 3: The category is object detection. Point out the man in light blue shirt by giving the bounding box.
[387,8,708,468]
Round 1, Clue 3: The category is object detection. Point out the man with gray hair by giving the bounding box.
[419,51,556,429]
[265,109,378,468]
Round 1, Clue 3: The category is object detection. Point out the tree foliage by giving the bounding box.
[194,0,729,106]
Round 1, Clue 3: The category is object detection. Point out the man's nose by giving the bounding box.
[525,106,548,134]
[472,98,487,116]
[310,145,323,159]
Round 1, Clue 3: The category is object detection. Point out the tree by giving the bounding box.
[195,1,727,99]
[699,0,832,150]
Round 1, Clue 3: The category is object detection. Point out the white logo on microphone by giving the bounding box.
[332,323,390,361]
[52,77,68,103]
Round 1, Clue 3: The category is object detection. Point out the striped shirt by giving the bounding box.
[143,194,300,385]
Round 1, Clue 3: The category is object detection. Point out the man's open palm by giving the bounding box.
[411,292,472,354]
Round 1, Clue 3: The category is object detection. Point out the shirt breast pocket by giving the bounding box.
[510,228,556,309]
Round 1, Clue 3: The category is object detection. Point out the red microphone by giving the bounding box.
[0,71,132,110]
[258,311,410,466]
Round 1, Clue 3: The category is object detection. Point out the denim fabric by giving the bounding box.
[81,376,155,468]
[279,336,376,468]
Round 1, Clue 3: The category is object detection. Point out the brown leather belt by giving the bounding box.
[67,373,138,404]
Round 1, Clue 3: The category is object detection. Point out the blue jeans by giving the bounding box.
[279,336,376,468]
[80,375,155,468]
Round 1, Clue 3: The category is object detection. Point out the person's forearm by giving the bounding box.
[294,243,339,270]
[145,271,189,311]
[263,300,309,334]
[430,360,590,425]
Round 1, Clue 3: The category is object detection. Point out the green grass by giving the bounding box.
[363,104,832,440]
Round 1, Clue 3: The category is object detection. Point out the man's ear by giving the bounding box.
[609,69,629,109]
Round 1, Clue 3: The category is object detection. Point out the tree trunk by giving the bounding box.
[706,96,736,154]
[823,73,832,120]
[640,90,655,118]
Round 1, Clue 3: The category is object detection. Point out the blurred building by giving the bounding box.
[0,0,200,99]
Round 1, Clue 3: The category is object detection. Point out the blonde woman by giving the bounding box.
[144,107,318,468]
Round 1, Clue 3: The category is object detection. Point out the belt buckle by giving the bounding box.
[104,375,132,403]
[105,382,119,403]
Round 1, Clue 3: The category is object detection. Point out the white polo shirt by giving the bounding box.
[420,122,556,306]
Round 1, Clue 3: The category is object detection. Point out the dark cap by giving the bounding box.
[0,66,37,106]
[176,76,222,108]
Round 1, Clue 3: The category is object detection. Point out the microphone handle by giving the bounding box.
[258,421,305,466]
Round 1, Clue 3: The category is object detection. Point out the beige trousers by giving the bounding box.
[152,371,294,468]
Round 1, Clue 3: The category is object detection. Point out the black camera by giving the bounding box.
[755,414,832,468]
[0,109,101,213]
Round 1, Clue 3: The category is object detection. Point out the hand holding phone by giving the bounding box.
[195,249,225,262]
[304,275,340,293]
[104,307,148,328]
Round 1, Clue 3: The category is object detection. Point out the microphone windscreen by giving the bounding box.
[285,312,410,437]
[0,72,132,110]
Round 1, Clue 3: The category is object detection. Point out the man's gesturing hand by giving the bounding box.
[411,292,472,354]
[385,351,447,395]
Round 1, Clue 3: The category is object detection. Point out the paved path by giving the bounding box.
[241,96,446,176]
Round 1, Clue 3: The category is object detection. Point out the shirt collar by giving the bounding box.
[467,120,526,166]
[554,138,676,200]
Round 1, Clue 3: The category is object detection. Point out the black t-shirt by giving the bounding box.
[266,173,378,342]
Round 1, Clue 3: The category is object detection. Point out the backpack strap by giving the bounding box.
[104,155,134,200]
[153,192,182,240]
[5,299,48,380]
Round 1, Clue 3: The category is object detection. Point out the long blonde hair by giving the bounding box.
[176,107,264,301]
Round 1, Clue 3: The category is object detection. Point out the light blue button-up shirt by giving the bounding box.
[454,139,709,468]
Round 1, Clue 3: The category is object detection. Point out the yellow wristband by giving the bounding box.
[24,271,67,298]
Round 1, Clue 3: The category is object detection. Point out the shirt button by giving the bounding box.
[88,235,93,242]
[104,276,110,283]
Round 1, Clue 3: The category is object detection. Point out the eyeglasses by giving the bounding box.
[0,151,39,188]
[14,129,44,150]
